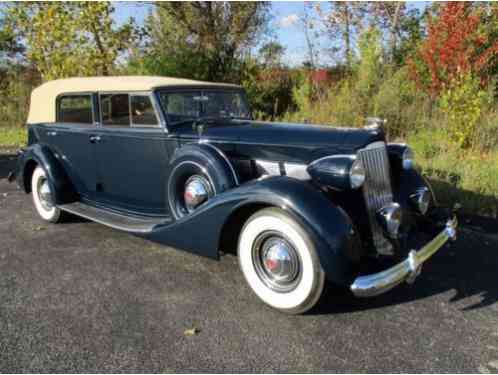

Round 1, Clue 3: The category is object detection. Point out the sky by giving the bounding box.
[113,1,430,67]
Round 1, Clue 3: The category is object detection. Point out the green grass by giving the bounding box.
[0,127,27,148]
[408,128,498,218]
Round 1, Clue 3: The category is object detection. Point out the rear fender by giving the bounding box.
[148,176,358,285]
[16,144,77,204]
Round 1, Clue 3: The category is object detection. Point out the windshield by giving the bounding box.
[158,90,251,126]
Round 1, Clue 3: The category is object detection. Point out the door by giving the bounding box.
[47,94,99,200]
[93,92,170,216]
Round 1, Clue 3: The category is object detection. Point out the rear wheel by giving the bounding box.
[31,166,64,223]
[238,207,325,314]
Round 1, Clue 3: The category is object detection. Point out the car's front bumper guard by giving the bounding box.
[350,216,458,297]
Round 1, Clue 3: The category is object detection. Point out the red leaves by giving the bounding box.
[410,2,497,98]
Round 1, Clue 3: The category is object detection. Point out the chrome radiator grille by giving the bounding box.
[357,141,394,255]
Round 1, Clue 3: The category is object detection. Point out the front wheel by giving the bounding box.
[31,166,65,223]
[238,207,325,314]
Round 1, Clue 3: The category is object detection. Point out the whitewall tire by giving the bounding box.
[238,207,325,314]
[31,166,63,223]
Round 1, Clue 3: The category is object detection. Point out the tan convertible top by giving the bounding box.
[27,76,240,124]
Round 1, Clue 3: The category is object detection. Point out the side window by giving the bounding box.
[130,95,158,126]
[101,93,130,126]
[58,95,93,124]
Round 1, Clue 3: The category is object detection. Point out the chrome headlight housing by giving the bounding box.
[376,203,402,239]
[307,155,365,190]
[410,187,431,215]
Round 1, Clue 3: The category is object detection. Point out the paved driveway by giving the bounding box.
[1,152,497,372]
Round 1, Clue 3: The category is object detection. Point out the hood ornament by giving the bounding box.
[365,117,387,128]
[365,117,386,134]
[193,122,205,141]
[197,123,204,138]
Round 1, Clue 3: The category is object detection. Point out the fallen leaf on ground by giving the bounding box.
[488,360,498,369]
[184,327,200,336]
[478,365,490,374]
[34,226,45,231]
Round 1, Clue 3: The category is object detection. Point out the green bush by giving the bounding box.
[474,109,498,152]
[242,60,298,120]
[373,67,428,138]
[0,127,27,147]
[438,72,491,149]
[0,70,34,128]
[279,28,385,127]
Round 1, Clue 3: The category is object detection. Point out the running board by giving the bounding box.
[59,202,171,233]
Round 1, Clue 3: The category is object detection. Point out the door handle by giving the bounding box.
[47,131,57,136]
[89,135,101,143]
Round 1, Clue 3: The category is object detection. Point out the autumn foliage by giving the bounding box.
[409,2,498,98]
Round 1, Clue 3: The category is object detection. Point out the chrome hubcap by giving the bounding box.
[37,177,53,211]
[184,175,211,213]
[252,232,301,293]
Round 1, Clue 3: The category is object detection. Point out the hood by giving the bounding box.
[175,120,385,164]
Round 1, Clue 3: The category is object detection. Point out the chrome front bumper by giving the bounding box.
[350,216,458,297]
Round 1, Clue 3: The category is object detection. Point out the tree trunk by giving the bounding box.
[90,22,109,76]
[344,5,352,68]
[389,3,402,62]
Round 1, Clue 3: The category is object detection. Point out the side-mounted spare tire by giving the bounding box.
[167,144,238,220]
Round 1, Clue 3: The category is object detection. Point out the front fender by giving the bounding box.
[147,176,359,285]
[16,143,77,204]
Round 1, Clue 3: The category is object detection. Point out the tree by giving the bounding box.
[476,3,498,79]
[390,7,424,66]
[409,2,498,98]
[369,2,405,62]
[73,3,138,76]
[144,2,271,82]
[0,6,23,68]
[319,2,368,68]
[6,2,137,81]
[301,3,320,70]
[258,41,285,67]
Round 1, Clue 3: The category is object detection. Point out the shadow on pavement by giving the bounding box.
[0,152,17,180]
[313,224,498,315]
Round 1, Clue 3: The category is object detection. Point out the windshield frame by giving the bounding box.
[154,86,252,130]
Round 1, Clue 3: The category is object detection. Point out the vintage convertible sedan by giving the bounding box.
[10,76,458,314]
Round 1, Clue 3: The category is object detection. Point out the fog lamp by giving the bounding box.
[410,188,431,215]
[377,203,402,239]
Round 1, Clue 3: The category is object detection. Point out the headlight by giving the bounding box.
[349,159,365,189]
[307,155,365,190]
[402,146,414,170]
[376,203,402,239]
[410,187,431,215]
[387,143,415,171]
